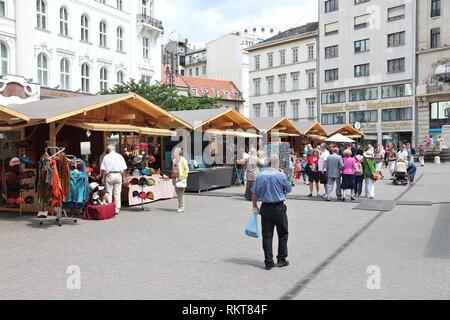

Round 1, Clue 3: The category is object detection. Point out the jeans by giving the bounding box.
[327,176,342,200]
[105,173,122,214]
[354,175,364,196]
[408,163,417,182]
[261,202,289,266]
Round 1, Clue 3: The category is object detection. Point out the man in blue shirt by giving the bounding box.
[252,154,292,270]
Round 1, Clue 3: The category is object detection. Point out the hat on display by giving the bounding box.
[25,196,34,204]
[139,192,148,200]
[20,156,33,165]
[131,144,140,151]
[146,191,155,200]
[131,168,141,177]
[9,157,20,167]
[132,191,140,198]
[15,197,25,206]
[139,143,149,150]
[141,168,150,176]
[89,182,100,192]
[139,177,147,186]
[148,156,156,164]
[8,183,20,193]
[19,171,36,179]
[130,178,139,185]
[146,178,155,187]
[131,156,142,165]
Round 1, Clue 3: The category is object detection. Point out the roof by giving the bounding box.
[323,124,365,137]
[171,107,256,131]
[248,117,300,136]
[247,22,318,51]
[292,121,327,136]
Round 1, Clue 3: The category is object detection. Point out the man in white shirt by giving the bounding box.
[101,145,128,214]
[319,143,331,196]
[397,145,409,164]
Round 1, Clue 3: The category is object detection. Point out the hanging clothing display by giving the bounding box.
[64,158,89,211]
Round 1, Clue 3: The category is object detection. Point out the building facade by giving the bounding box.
[247,22,318,122]
[0,0,163,94]
[184,48,207,78]
[319,0,416,147]
[416,0,450,145]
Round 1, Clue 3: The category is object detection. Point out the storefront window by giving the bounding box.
[382,107,412,122]
[430,101,450,120]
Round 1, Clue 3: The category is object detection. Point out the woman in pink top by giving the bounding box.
[341,149,356,201]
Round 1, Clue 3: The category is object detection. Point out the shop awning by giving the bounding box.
[204,129,261,138]
[0,104,31,122]
[68,122,177,137]
[307,134,327,141]
[270,132,301,137]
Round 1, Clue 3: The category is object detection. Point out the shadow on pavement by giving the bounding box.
[424,204,450,260]
[223,257,265,270]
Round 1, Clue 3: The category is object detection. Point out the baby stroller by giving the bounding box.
[392,161,409,185]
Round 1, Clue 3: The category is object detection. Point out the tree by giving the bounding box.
[102,79,219,111]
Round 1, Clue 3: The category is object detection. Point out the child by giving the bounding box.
[294,158,302,182]
[300,154,309,184]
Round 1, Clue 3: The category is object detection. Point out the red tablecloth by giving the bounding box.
[84,203,116,221]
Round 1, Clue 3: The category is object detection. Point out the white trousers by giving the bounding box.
[364,178,375,198]
[419,156,425,166]
[105,173,122,213]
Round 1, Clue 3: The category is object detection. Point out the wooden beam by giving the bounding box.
[217,122,234,128]
[49,122,56,147]
[108,114,136,122]
[55,119,68,135]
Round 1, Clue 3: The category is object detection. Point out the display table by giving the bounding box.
[84,203,116,221]
[185,167,233,193]
[122,175,177,207]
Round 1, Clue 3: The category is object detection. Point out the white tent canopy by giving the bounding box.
[326,133,355,143]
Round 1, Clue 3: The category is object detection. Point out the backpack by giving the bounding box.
[354,160,363,176]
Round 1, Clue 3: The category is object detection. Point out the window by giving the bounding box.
[267,53,273,67]
[99,21,107,47]
[308,45,315,60]
[387,58,405,73]
[349,110,378,123]
[37,53,48,86]
[307,70,315,88]
[253,79,261,96]
[279,74,286,92]
[59,7,69,36]
[254,55,260,70]
[36,0,47,30]
[267,103,274,117]
[325,68,338,81]
[0,1,5,17]
[354,14,370,29]
[354,0,370,4]
[291,73,299,90]
[388,31,405,47]
[267,77,274,94]
[202,65,206,74]
[0,41,8,75]
[354,39,370,53]
[81,14,89,42]
[321,113,346,125]
[430,101,450,120]
[431,28,441,49]
[307,99,316,118]
[117,27,124,51]
[325,0,338,13]
[321,91,346,104]
[325,45,338,59]
[195,67,199,76]
[81,63,90,93]
[117,71,125,84]
[431,0,441,17]
[349,87,378,102]
[354,63,370,77]
[280,51,286,65]
[325,22,339,35]
[292,48,299,63]
[143,37,149,59]
[189,69,192,76]
[253,104,261,118]
[382,83,413,98]
[100,67,108,91]
[117,0,123,11]
[141,75,152,83]
[382,108,413,122]
[388,5,405,22]
[279,102,286,117]
[60,58,70,90]
[292,101,299,119]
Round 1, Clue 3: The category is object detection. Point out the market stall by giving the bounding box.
[0,93,191,215]
[323,124,365,140]
[170,107,260,192]
[294,121,329,147]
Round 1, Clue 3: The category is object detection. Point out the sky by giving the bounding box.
[156,0,318,48]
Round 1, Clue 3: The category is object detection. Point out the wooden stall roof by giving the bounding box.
[171,107,258,131]
[323,124,365,138]
[0,104,30,123]
[67,122,177,137]
[248,117,301,136]
[293,121,328,137]
[2,93,191,129]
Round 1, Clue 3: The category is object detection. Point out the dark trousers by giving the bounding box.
[260,202,289,265]
[354,175,364,195]
[407,163,417,182]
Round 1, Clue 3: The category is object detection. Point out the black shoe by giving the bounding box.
[265,263,275,270]
[342,197,346,202]
[351,196,355,201]
[277,260,290,268]
[307,194,313,197]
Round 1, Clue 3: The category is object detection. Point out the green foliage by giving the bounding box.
[102,79,220,111]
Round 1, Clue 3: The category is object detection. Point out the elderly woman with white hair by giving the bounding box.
[172,147,189,213]
[245,148,261,201]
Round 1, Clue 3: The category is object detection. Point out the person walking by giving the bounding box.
[374,145,385,179]
[252,154,292,270]
[172,147,189,213]
[300,154,309,184]
[341,149,356,201]
[100,145,128,215]
[307,149,320,197]
[245,148,261,201]
[362,150,377,199]
[325,147,343,202]
[418,144,426,167]
[407,154,417,185]
[353,149,364,198]
[319,143,330,197]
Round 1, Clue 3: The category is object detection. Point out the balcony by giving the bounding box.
[136,14,163,32]
[427,82,450,95]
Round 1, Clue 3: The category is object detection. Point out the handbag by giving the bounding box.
[175,179,187,188]
[371,172,381,181]
[245,212,260,238]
